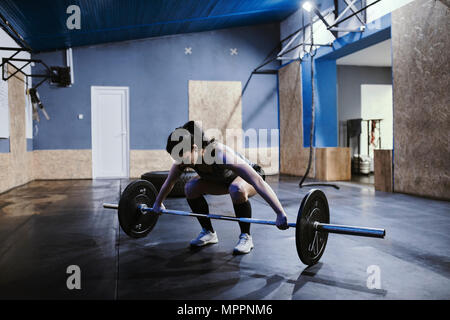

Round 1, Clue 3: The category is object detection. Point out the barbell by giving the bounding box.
[103,180,386,266]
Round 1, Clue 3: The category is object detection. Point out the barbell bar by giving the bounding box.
[103,179,386,265]
[103,203,385,239]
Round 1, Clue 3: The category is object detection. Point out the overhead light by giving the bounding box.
[302,1,333,30]
[302,1,313,12]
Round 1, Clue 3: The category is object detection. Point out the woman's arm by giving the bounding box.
[152,163,183,213]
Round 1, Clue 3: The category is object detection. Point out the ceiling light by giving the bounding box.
[302,1,313,12]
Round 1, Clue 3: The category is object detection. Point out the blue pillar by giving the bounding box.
[315,58,337,147]
[302,57,337,147]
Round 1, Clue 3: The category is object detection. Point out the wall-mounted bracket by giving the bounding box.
[0,47,72,122]
[1,47,71,89]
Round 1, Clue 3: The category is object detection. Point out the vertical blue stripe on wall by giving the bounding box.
[301,58,338,148]
[0,138,9,153]
[301,57,314,148]
[315,59,337,147]
[27,139,33,151]
[276,73,281,168]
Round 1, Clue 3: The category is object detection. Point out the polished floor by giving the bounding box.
[351,173,375,186]
[0,176,449,300]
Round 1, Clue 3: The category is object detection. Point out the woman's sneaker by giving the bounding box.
[233,233,254,255]
[190,229,218,247]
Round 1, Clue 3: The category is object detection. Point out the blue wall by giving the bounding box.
[27,139,33,151]
[32,23,280,150]
[0,138,33,153]
[0,138,9,153]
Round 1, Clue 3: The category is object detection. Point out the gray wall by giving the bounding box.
[337,65,392,149]
[31,23,280,150]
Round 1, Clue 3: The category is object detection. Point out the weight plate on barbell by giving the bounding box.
[296,189,330,266]
[118,180,159,238]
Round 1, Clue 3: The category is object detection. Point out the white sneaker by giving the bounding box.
[190,229,218,247]
[233,233,254,255]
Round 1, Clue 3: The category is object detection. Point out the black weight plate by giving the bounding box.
[118,180,159,238]
[296,189,330,266]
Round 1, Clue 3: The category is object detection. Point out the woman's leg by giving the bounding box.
[228,177,257,235]
[184,177,229,232]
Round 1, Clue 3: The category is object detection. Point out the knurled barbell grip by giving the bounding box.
[138,204,298,228]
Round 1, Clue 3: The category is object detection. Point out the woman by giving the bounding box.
[152,121,289,255]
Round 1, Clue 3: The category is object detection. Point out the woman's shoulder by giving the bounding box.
[212,143,246,165]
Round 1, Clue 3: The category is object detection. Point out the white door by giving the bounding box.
[91,86,129,179]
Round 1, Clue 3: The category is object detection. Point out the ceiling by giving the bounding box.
[336,39,392,67]
[0,0,303,52]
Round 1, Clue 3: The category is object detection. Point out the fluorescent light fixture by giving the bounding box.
[302,1,313,12]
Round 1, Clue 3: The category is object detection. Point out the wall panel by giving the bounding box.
[278,61,313,176]
[392,0,450,199]
[0,68,34,193]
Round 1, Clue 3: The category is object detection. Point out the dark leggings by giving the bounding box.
[187,196,214,232]
[187,196,252,235]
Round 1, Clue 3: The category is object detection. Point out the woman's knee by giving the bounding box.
[228,183,248,203]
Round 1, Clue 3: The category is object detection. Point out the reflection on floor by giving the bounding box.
[351,174,375,186]
[0,176,449,299]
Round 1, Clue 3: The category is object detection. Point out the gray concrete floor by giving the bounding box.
[0,176,449,300]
